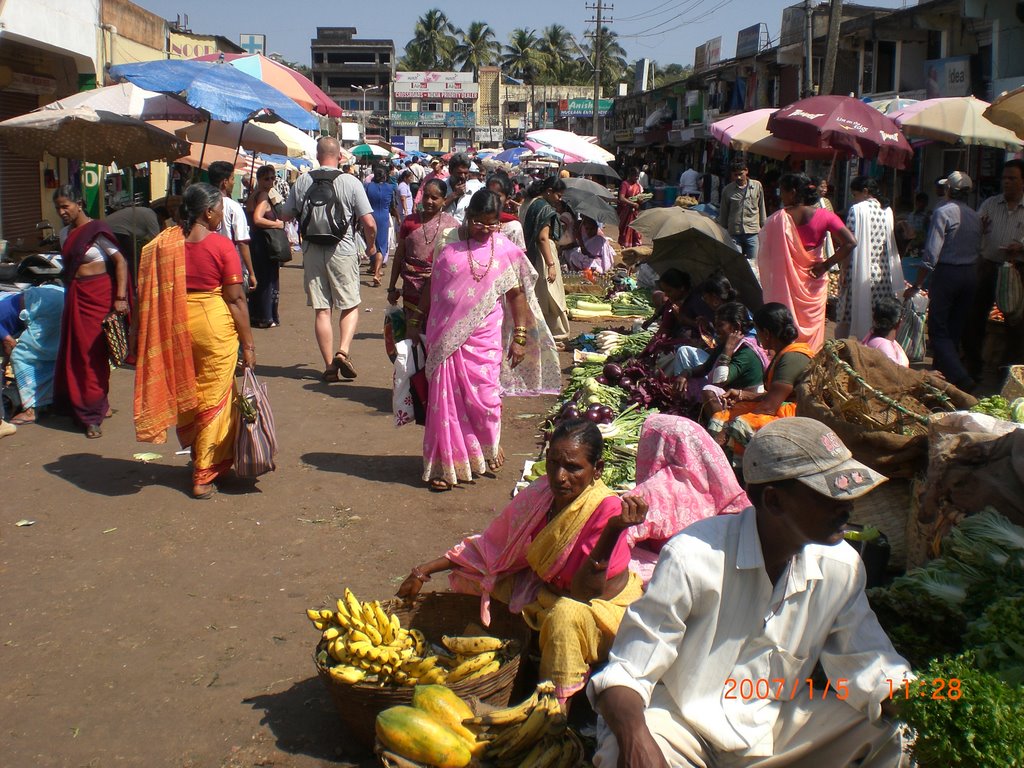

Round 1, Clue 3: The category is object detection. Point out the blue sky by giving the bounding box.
[139,0,906,72]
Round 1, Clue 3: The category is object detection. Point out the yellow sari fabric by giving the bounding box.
[175,290,239,485]
[526,479,615,581]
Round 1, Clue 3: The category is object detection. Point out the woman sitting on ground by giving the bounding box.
[398,420,648,706]
[862,295,909,367]
[565,215,616,274]
[134,183,255,499]
[696,273,739,312]
[707,302,814,458]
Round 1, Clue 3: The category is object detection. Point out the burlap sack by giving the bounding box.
[795,341,977,478]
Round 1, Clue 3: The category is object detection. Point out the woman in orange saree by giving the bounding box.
[707,303,815,459]
[757,173,855,350]
[134,184,256,499]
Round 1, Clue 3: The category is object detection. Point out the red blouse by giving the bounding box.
[184,232,243,291]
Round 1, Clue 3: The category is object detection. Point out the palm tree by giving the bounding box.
[454,21,501,78]
[536,25,575,84]
[402,9,457,70]
[502,28,545,83]
[583,27,628,91]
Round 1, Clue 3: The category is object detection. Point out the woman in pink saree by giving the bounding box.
[757,173,856,350]
[422,190,560,490]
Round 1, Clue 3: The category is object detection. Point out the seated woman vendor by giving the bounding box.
[397,420,648,707]
[707,302,814,459]
[672,301,768,409]
[643,268,713,343]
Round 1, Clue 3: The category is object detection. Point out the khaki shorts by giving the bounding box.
[303,241,360,311]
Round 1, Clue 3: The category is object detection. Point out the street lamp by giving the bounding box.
[351,84,382,139]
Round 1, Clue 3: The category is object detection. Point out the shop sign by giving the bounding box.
[394,71,479,100]
[925,57,971,98]
[560,98,613,117]
[614,129,633,143]
[405,135,420,152]
[736,25,762,59]
[81,163,103,219]
[390,111,419,127]
[391,136,406,150]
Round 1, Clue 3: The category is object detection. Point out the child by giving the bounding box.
[862,296,909,367]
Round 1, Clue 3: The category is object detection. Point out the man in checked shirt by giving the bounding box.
[589,418,911,767]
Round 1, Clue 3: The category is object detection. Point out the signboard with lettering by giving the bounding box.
[390,111,419,127]
[394,71,479,100]
[405,135,420,152]
[705,37,722,67]
[168,32,237,60]
[560,98,613,117]
[924,57,971,98]
[391,136,406,151]
[736,24,762,59]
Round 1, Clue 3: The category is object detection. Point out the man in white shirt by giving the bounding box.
[678,165,701,198]
[443,153,477,223]
[208,161,255,292]
[591,417,911,768]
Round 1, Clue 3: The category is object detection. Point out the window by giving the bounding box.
[507,101,526,114]
[423,102,442,112]
[396,101,412,111]
[875,41,897,93]
[452,102,470,113]
[313,53,324,64]
[454,129,470,140]
[421,128,442,139]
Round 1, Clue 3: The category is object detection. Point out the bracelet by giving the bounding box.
[718,355,732,364]
[116,296,127,302]
[514,326,527,333]
[408,318,421,327]
[243,344,256,351]
[411,568,431,582]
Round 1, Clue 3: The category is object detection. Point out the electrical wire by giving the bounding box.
[616,0,689,23]
[619,0,719,38]
[620,0,738,40]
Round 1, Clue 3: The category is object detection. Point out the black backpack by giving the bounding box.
[299,169,350,245]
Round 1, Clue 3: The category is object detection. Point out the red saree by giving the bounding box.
[617,180,642,248]
[54,220,118,427]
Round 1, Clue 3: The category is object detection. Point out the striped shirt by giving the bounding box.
[921,199,981,269]
[977,194,1024,263]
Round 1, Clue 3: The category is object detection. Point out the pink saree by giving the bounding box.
[423,232,559,485]
[757,209,829,350]
[626,415,750,580]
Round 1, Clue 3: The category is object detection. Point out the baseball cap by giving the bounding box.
[938,170,972,191]
[743,417,887,500]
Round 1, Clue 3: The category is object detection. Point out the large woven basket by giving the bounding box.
[850,477,914,568]
[1001,365,1024,401]
[315,592,531,750]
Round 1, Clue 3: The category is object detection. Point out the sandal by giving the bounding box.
[371,277,382,287]
[10,411,35,425]
[85,424,102,439]
[428,478,452,492]
[333,351,358,379]
[192,483,215,500]
[322,364,341,383]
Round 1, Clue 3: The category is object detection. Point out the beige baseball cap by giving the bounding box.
[938,170,972,191]
[743,417,887,500]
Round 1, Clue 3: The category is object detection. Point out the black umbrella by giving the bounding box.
[565,162,621,182]
[562,187,617,226]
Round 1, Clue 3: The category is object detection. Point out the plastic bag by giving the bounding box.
[392,339,427,427]
[896,294,927,363]
[234,368,278,477]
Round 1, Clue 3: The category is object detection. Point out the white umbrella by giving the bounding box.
[525,129,615,163]
[890,96,1022,150]
[36,82,203,122]
[257,121,317,163]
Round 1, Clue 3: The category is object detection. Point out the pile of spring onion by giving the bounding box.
[568,299,617,320]
[593,329,654,357]
[610,289,654,316]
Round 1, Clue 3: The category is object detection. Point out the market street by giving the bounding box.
[1,256,558,767]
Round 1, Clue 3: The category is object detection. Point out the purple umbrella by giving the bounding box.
[767,95,913,169]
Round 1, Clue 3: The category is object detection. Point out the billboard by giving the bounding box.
[694,44,707,72]
[634,58,651,93]
[925,57,971,98]
[239,33,266,55]
[705,37,722,67]
[394,71,479,100]
[736,24,761,59]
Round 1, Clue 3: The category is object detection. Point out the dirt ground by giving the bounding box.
[0,256,563,767]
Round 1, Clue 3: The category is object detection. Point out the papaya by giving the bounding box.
[411,685,483,755]
[375,705,472,768]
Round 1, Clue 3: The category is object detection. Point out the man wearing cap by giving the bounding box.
[590,417,911,768]
[905,170,982,390]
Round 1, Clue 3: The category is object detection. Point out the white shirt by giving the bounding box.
[589,507,910,757]
[219,195,250,245]
[449,179,484,225]
[678,167,701,195]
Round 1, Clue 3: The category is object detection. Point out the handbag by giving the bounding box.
[234,368,278,477]
[409,343,428,426]
[102,311,130,368]
[264,202,293,263]
[383,306,406,362]
[896,295,927,364]
[996,261,1024,322]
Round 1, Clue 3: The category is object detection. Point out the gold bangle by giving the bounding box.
[514,326,527,332]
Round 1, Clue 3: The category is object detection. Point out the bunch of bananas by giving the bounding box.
[468,682,582,768]
[306,589,509,688]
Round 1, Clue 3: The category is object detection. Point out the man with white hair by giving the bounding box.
[284,136,376,382]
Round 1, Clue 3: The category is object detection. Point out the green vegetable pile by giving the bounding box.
[969,395,1024,423]
[610,289,654,316]
[869,509,1024,765]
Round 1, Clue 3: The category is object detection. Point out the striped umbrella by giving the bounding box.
[194,53,341,118]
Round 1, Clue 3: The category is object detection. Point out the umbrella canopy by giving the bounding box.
[867,97,919,115]
[194,53,341,118]
[632,208,761,310]
[351,143,391,158]
[564,177,616,201]
[565,161,620,182]
[710,109,835,161]
[767,95,913,168]
[36,82,203,122]
[177,120,297,158]
[570,196,617,226]
[891,96,1022,150]
[0,106,190,166]
[109,60,318,130]
[983,86,1024,140]
[493,146,529,164]
[525,129,615,163]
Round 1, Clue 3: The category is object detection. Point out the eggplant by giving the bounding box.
[596,375,608,385]
[603,362,623,383]
[601,414,615,424]
[598,405,614,419]
[619,376,635,389]
[561,405,580,420]
[584,409,604,423]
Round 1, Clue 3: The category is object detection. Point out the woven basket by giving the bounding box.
[315,592,531,750]
[1001,365,1024,401]
[851,478,913,568]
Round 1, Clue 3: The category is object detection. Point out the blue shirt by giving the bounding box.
[922,199,981,269]
[0,293,24,338]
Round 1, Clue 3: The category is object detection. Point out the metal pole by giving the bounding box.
[593,0,603,133]
[197,119,212,172]
[804,0,814,97]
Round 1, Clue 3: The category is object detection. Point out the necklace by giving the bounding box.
[420,213,442,246]
[467,234,496,282]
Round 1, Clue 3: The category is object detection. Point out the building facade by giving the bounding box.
[311,27,394,140]
[390,71,478,153]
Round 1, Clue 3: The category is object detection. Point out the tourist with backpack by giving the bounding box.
[284,137,376,383]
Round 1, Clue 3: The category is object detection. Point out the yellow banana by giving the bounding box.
[402,655,439,677]
[343,589,362,623]
[514,739,548,768]
[306,608,322,623]
[328,664,366,684]
[463,659,500,680]
[347,639,374,658]
[532,738,564,768]
[364,624,384,646]
[442,635,505,655]
[446,651,498,683]
[318,609,334,622]
[553,733,581,768]
[488,703,550,760]
[410,628,427,655]
[464,690,538,727]
[361,601,376,627]
[322,626,343,642]
[347,629,372,645]
[327,638,345,663]
[391,670,410,685]
[335,598,353,627]
[420,667,448,684]
[389,614,402,640]
[312,619,327,631]
[372,602,391,638]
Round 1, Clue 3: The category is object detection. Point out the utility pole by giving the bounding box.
[820,0,844,95]
[585,0,612,137]
[803,0,814,97]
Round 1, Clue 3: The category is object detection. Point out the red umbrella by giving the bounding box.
[767,95,913,169]
[194,53,341,118]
